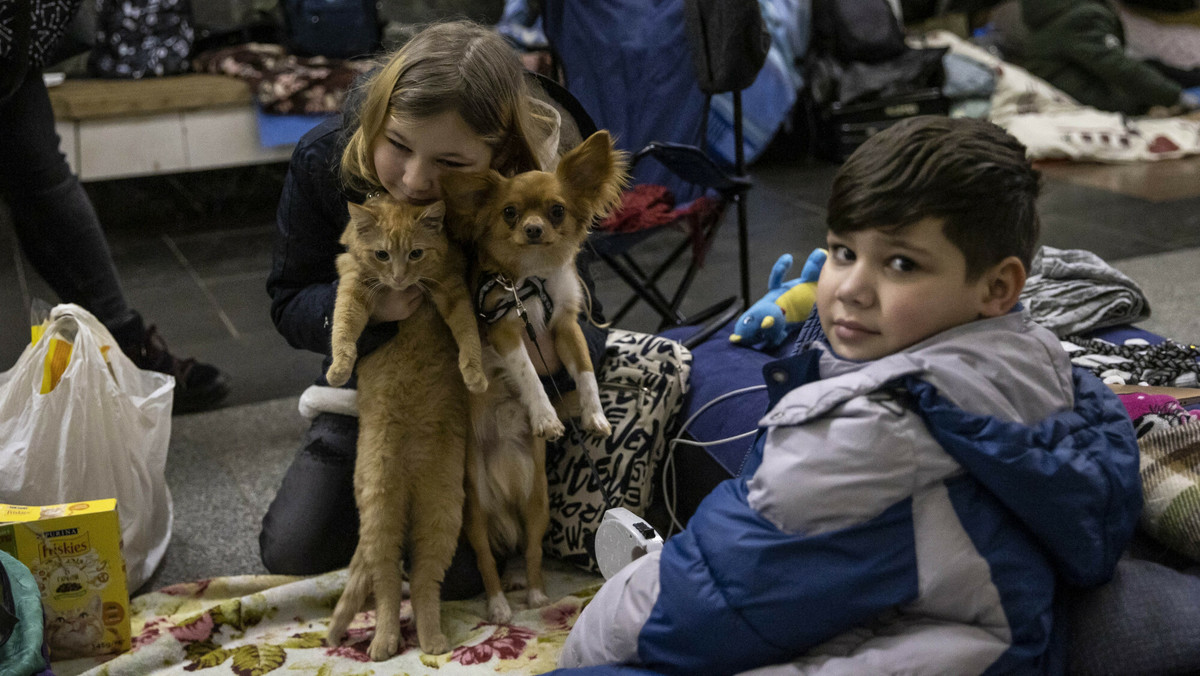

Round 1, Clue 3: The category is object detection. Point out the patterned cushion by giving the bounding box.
[1139,419,1200,562]
[544,329,692,572]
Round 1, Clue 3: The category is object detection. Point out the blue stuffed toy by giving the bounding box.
[729,248,827,348]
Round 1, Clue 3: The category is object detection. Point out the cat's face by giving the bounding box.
[45,594,104,657]
[344,197,449,290]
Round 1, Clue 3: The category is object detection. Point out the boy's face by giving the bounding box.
[817,217,995,361]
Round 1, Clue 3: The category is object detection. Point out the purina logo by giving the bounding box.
[45,528,79,538]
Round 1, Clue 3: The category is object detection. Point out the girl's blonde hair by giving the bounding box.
[341,21,551,194]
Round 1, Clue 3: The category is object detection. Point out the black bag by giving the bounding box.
[89,0,194,78]
[812,0,906,64]
[681,0,770,94]
[282,0,380,59]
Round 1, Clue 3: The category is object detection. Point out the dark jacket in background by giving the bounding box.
[1020,0,1181,114]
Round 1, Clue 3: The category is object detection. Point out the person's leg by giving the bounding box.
[1145,59,1200,90]
[1064,550,1200,675]
[259,411,486,599]
[0,68,228,412]
[0,68,135,329]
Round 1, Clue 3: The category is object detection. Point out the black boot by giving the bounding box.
[113,314,230,414]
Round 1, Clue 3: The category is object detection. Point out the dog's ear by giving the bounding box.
[556,130,629,222]
[420,201,446,234]
[441,170,501,216]
[441,170,503,241]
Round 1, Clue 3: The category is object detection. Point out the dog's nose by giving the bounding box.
[524,223,543,240]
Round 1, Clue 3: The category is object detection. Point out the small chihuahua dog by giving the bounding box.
[443,130,627,622]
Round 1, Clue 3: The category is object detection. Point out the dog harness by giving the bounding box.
[475,273,555,328]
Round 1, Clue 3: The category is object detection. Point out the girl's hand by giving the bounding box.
[370,286,425,323]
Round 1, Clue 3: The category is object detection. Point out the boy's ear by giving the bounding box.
[978,256,1027,318]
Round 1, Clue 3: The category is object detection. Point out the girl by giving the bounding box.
[261,20,607,596]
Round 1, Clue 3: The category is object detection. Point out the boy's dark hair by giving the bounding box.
[827,116,1041,279]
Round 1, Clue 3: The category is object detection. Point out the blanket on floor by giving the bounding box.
[922,30,1200,162]
[51,560,602,676]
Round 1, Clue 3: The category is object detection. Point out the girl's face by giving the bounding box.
[372,110,494,204]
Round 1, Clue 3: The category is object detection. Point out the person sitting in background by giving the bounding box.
[1020,0,1200,115]
[0,0,230,413]
[558,116,1142,674]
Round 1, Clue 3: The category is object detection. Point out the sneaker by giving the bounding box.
[123,324,230,414]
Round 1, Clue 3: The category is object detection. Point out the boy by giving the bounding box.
[557,117,1142,675]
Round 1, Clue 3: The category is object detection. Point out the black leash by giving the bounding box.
[492,276,620,509]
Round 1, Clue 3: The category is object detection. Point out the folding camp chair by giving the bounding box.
[541,0,768,337]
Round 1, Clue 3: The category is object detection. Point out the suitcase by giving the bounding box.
[810,87,949,162]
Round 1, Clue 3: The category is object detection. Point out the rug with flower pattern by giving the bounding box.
[51,559,603,675]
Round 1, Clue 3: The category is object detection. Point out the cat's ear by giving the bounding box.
[346,202,375,244]
[420,201,446,232]
[557,130,629,222]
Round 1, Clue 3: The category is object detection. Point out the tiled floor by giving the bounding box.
[4,148,1200,413]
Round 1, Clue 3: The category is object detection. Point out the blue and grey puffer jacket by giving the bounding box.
[558,312,1141,676]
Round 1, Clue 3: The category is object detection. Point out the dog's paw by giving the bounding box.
[527,588,551,609]
[325,360,352,388]
[368,627,401,661]
[419,631,451,656]
[531,410,565,441]
[488,592,513,624]
[583,411,612,437]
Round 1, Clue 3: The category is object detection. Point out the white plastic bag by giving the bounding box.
[0,304,174,590]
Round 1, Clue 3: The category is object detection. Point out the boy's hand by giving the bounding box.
[370,286,425,323]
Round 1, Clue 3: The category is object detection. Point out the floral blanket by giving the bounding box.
[52,560,603,676]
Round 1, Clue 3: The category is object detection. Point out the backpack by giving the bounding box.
[89,0,194,78]
[281,0,380,59]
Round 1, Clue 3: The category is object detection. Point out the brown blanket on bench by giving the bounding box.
[193,43,373,115]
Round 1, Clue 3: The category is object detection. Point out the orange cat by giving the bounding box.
[443,130,627,622]
[324,195,486,394]
[325,195,480,658]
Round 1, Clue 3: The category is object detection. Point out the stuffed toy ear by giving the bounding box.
[557,130,627,220]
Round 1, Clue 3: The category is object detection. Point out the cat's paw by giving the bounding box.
[461,363,488,394]
[326,360,353,387]
[582,410,612,437]
[531,409,565,441]
[419,631,451,656]
[368,627,401,661]
[527,588,551,609]
[487,592,513,624]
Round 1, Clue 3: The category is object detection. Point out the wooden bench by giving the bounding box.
[48,74,296,182]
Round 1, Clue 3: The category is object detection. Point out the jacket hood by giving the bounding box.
[907,369,1141,587]
[797,313,1140,587]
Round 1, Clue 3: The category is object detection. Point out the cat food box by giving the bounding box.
[0,499,131,658]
